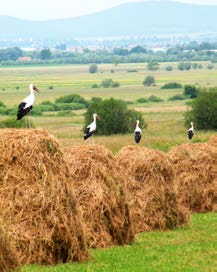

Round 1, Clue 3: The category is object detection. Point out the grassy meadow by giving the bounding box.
[0,62,216,271]
[19,212,217,272]
[0,61,216,153]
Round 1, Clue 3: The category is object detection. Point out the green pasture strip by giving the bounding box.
[19,212,217,272]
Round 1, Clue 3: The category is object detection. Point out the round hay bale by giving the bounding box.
[65,144,134,248]
[0,220,19,272]
[169,143,217,212]
[115,146,189,234]
[0,129,88,266]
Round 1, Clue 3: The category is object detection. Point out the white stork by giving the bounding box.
[134,120,142,144]
[84,113,100,144]
[17,83,39,128]
[188,122,194,140]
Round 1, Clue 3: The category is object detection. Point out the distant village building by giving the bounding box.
[18,56,32,61]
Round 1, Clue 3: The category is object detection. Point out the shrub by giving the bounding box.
[148,95,163,102]
[184,89,217,130]
[0,117,34,128]
[101,79,114,88]
[91,83,99,88]
[165,65,173,71]
[111,81,120,88]
[55,94,88,107]
[15,86,20,90]
[54,103,86,111]
[207,64,214,70]
[84,98,147,135]
[90,97,102,103]
[184,85,200,99]
[178,62,191,71]
[127,69,138,73]
[161,82,183,89]
[143,76,155,86]
[136,97,148,103]
[0,101,6,108]
[48,86,54,90]
[168,94,186,101]
[89,64,98,73]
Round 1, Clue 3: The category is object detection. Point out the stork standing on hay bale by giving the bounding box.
[188,122,194,140]
[17,83,39,128]
[84,113,100,144]
[134,120,142,144]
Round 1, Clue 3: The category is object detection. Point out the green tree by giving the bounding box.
[147,62,160,71]
[84,98,146,135]
[183,85,200,99]
[143,76,155,86]
[185,89,217,130]
[40,49,51,60]
[89,64,98,73]
[165,65,173,71]
[130,46,147,54]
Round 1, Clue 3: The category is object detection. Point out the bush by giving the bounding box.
[91,83,99,88]
[161,82,182,89]
[168,94,186,101]
[148,95,163,102]
[0,101,6,108]
[136,97,148,103]
[101,79,113,88]
[15,86,20,90]
[178,62,191,71]
[48,86,54,90]
[184,85,200,99]
[84,98,147,135]
[111,81,120,88]
[127,69,138,73]
[0,117,34,128]
[54,103,86,111]
[90,97,103,103]
[89,64,98,73]
[143,76,155,86]
[184,89,217,130]
[207,64,214,70]
[165,66,173,71]
[55,94,88,107]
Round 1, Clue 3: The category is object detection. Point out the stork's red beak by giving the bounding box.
[96,115,101,120]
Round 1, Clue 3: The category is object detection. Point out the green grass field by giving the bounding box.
[19,212,217,272]
[0,62,217,153]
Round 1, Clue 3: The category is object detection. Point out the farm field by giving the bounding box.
[0,63,216,271]
[0,62,216,153]
[19,212,217,272]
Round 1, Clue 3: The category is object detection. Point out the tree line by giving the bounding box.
[1,42,217,65]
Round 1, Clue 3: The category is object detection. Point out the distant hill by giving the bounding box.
[1,1,217,39]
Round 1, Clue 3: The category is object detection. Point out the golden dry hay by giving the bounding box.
[0,220,19,272]
[208,135,217,149]
[65,144,134,248]
[0,129,88,267]
[115,146,189,234]
[169,143,217,212]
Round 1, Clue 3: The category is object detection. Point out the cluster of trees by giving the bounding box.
[2,41,217,65]
[92,79,120,88]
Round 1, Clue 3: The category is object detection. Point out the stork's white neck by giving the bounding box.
[136,120,140,129]
[29,85,35,95]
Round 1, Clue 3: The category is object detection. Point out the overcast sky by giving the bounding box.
[1,0,217,20]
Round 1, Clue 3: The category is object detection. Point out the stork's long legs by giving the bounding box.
[91,134,94,145]
[28,112,31,128]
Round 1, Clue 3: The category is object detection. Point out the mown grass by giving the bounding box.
[19,212,217,272]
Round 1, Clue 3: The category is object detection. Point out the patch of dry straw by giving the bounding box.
[0,129,88,268]
[65,144,134,248]
[115,146,189,234]
[169,143,217,212]
[208,135,217,149]
[0,220,19,272]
